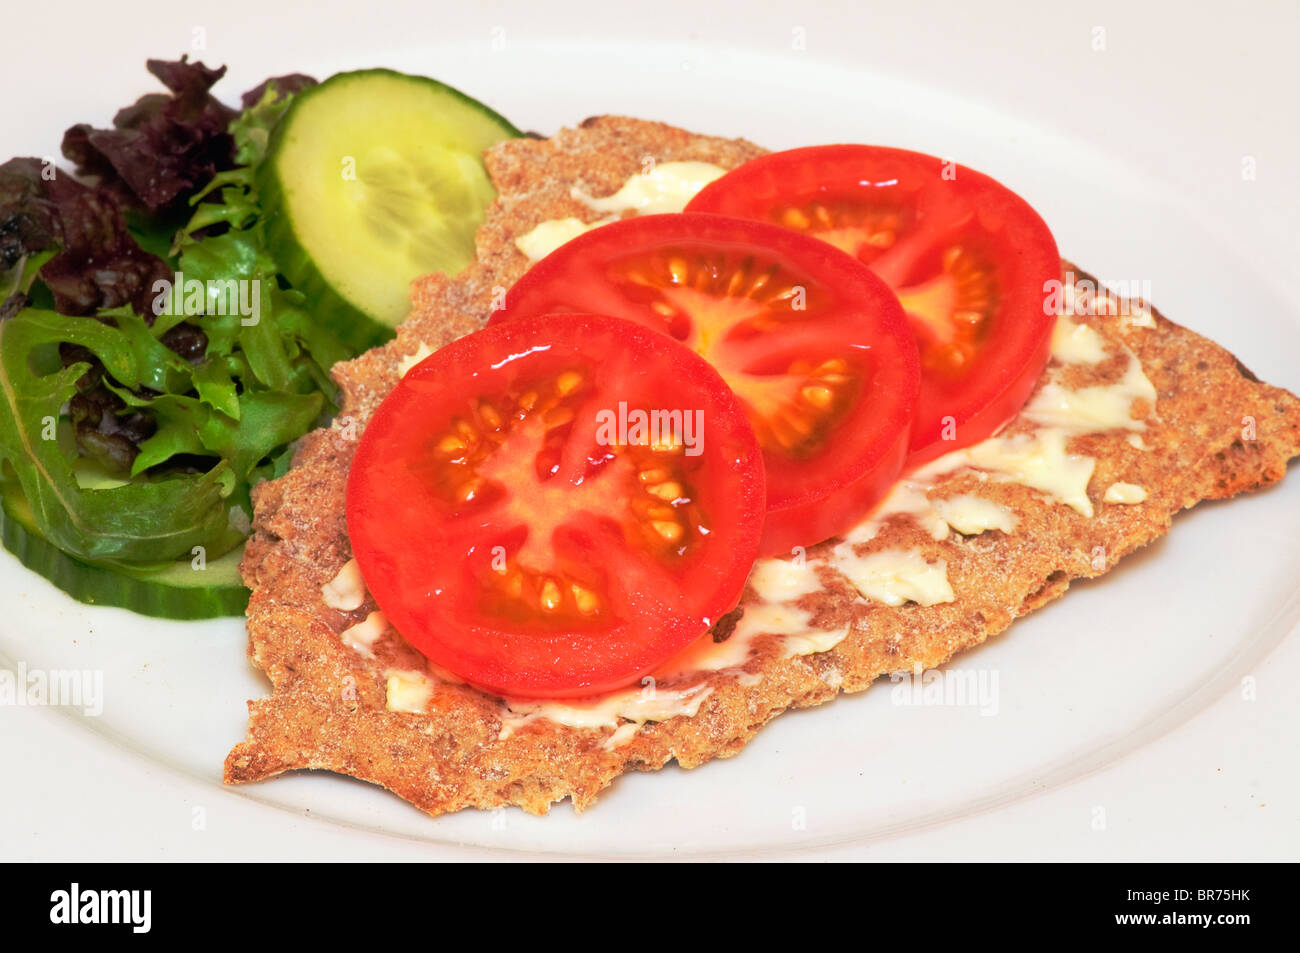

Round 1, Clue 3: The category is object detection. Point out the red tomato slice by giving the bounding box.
[493,213,919,556]
[346,313,765,699]
[686,146,1061,466]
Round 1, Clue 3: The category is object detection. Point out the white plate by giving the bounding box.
[3,0,1299,860]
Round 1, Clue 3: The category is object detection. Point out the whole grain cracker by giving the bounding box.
[225,117,1300,816]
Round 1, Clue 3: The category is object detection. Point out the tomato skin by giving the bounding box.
[760,412,909,555]
[346,313,765,699]
[686,145,1061,467]
[495,212,920,557]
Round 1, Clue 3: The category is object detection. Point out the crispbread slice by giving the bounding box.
[224,116,1300,816]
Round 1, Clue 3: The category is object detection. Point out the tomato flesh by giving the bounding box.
[494,213,919,555]
[686,146,1060,466]
[346,314,765,698]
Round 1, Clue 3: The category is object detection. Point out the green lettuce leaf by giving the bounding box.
[0,76,348,572]
[0,309,237,563]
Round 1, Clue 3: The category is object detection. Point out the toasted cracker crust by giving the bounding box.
[225,116,1300,816]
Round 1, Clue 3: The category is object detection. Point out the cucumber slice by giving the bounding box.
[0,480,249,620]
[261,69,521,352]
